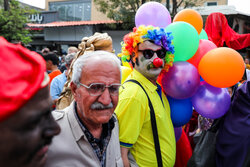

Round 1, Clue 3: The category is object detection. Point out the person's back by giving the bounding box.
[216,79,250,167]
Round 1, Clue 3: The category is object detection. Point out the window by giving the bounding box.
[205,2,218,6]
[49,0,91,21]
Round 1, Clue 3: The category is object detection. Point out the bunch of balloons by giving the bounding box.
[126,2,245,128]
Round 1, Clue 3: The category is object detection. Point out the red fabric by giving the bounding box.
[174,129,193,167]
[49,70,62,83]
[0,37,46,122]
[205,12,250,50]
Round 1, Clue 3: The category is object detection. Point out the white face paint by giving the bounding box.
[134,41,165,81]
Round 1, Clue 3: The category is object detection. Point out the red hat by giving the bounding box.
[0,37,49,122]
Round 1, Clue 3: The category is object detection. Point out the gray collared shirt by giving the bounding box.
[45,101,123,167]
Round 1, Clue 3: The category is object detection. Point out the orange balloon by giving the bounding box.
[173,9,203,34]
[198,47,245,88]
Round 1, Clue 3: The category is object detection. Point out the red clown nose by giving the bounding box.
[153,58,163,68]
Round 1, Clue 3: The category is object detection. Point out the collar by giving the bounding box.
[130,69,158,93]
[67,101,85,141]
[67,101,116,141]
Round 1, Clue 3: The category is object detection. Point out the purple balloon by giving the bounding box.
[135,2,171,28]
[191,82,231,119]
[174,127,182,142]
[162,61,200,99]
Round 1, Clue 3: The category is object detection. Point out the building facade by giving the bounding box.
[27,0,249,54]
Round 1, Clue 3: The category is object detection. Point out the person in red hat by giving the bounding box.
[0,37,61,167]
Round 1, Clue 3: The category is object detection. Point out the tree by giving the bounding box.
[94,0,203,29]
[94,0,161,29]
[0,0,35,44]
[169,0,204,17]
[0,0,3,8]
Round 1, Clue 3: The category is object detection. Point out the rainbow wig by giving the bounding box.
[118,25,175,71]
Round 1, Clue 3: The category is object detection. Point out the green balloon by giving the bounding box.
[199,29,208,40]
[165,21,199,62]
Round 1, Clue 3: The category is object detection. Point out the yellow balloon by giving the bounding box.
[121,66,132,84]
[122,61,131,68]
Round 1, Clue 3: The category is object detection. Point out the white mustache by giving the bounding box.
[90,102,113,110]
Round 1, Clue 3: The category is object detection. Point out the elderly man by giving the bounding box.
[0,37,60,167]
[115,26,176,167]
[50,52,76,103]
[45,51,123,167]
[57,32,113,110]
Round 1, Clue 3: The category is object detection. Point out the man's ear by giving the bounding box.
[70,82,78,99]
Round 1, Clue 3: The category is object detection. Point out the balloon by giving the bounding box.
[173,9,203,34]
[121,66,132,84]
[135,2,171,28]
[174,127,182,142]
[191,82,231,119]
[198,47,245,88]
[199,29,208,40]
[165,22,199,61]
[168,96,193,127]
[122,61,132,68]
[162,61,200,99]
[187,40,217,69]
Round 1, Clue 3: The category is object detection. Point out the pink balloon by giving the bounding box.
[135,2,171,28]
[162,61,200,99]
[187,39,217,68]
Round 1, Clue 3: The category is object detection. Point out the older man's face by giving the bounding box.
[135,41,165,81]
[0,86,61,167]
[73,59,120,126]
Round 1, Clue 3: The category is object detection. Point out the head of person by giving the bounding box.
[68,46,78,54]
[77,32,113,57]
[71,51,121,126]
[244,58,249,65]
[42,48,50,55]
[119,25,175,81]
[65,52,77,70]
[0,37,60,167]
[43,52,59,71]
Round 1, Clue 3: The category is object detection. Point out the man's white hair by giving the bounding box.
[65,53,77,65]
[72,51,121,86]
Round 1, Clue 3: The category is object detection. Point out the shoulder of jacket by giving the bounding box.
[52,110,65,121]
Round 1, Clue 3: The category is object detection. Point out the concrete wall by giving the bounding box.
[104,30,130,54]
[43,27,130,54]
[44,26,93,42]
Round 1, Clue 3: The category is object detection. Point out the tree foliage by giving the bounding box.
[94,0,203,29]
[169,0,204,17]
[94,0,161,29]
[0,0,35,44]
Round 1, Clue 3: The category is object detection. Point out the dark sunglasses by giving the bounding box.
[138,48,167,59]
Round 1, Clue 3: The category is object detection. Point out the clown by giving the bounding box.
[115,25,176,167]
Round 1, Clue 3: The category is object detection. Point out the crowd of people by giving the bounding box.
[0,23,249,167]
